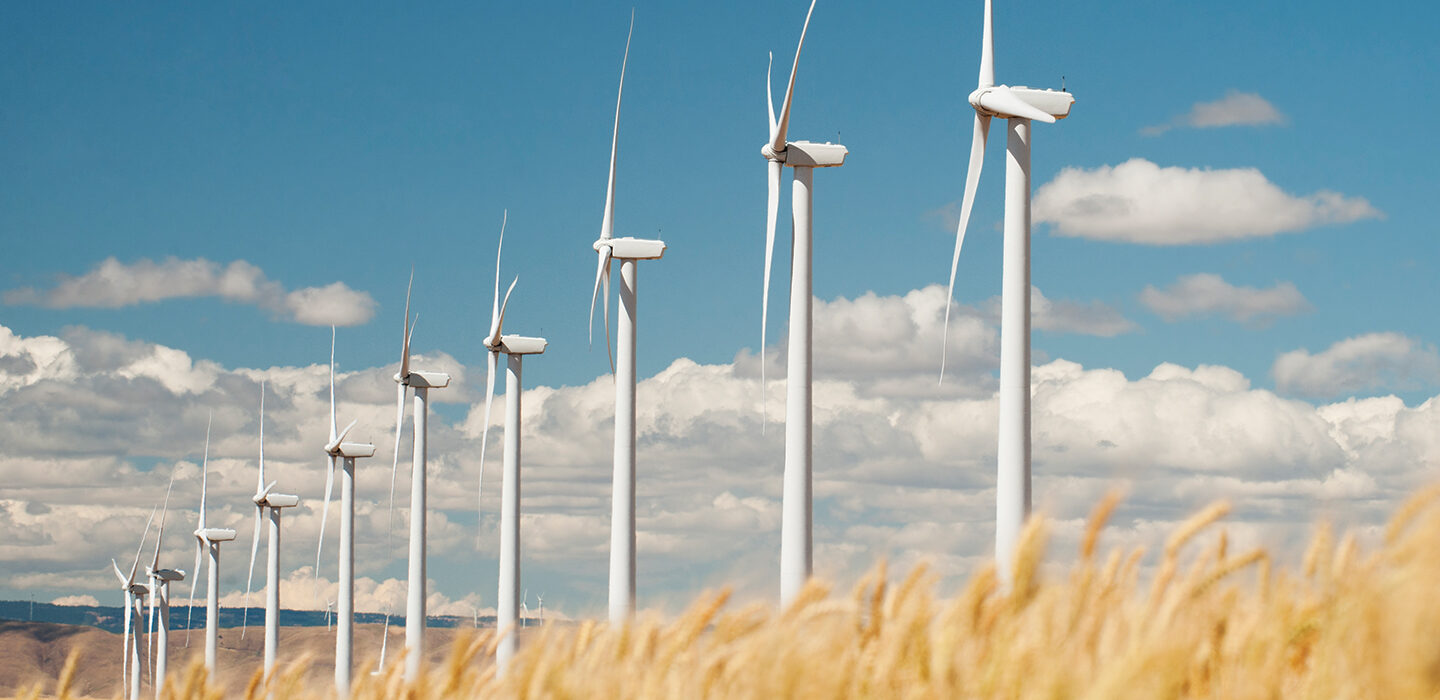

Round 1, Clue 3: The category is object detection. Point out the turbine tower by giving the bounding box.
[389,276,451,682]
[113,511,153,700]
[145,474,184,699]
[315,327,375,696]
[477,211,547,674]
[242,382,301,679]
[759,0,847,606]
[185,418,237,674]
[588,12,666,625]
[941,0,1074,587]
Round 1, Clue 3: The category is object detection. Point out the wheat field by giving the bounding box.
[23,485,1440,699]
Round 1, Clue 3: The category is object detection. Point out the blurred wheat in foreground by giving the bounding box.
[27,486,1440,699]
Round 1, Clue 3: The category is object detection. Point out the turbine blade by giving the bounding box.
[315,453,336,604]
[478,350,498,514]
[199,415,211,530]
[588,247,610,349]
[399,271,413,380]
[257,381,266,492]
[771,0,817,152]
[978,87,1057,123]
[153,470,176,569]
[767,51,776,141]
[185,537,201,647]
[130,507,155,585]
[333,419,357,450]
[489,210,507,340]
[602,262,614,375]
[387,383,407,535]
[600,11,633,242]
[243,502,261,638]
[492,276,519,347]
[329,326,338,443]
[980,0,994,87]
[942,113,991,383]
[113,558,127,586]
[761,158,782,428]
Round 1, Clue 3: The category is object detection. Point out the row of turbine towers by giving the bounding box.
[105,0,1074,696]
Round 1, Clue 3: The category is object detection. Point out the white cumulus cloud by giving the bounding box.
[1033,159,1381,244]
[4,257,376,327]
[1143,90,1288,135]
[1140,273,1311,324]
[1274,332,1440,398]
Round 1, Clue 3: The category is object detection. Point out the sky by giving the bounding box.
[2,0,1439,623]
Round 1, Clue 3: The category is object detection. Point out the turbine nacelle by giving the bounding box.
[594,237,666,260]
[263,493,300,509]
[497,335,548,356]
[196,527,237,543]
[336,441,376,459]
[153,568,185,582]
[761,141,848,168]
[969,85,1074,122]
[394,370,451,389]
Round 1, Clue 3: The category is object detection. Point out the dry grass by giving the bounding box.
[18,486,1440,698]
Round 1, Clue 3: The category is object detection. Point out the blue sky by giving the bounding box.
[2,1,1438,621]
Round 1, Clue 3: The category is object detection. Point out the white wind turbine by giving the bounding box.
[388,275,451,682]
[242,382,301,679]
[315,327,375,696]
[185,417,237,674]
[145,474,185,699]
[759,0,848,606]
[113,510,154,700]
[477,211,546,674]
[587,12,666,625]
[941,0,1074,587]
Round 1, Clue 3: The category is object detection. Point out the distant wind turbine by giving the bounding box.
[478,211,547,675]
[185,416,237,674]
[315,328,375,696]
[242,382,301,679]
[113,509,154,700]
[588,12,666,625]
[940,0,1074,587]
[145,473,184,699]
[759,0,848,606]
[389,276,451,682]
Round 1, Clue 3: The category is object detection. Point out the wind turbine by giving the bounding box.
[587,11,665,626]
[389,275,451,682]
[325,601,333,631]
[520,590,529,625]
[145,474,185,699]
[941,0,1074,587]
[477,211,546,674]
[536,592,544,624]
[759,0,848,607]
[113,510,153,700]
[185,417,237,674]
[242,382,302,679]
[315,327,375,696]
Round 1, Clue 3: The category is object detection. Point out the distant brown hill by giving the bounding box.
[0,619,503,697]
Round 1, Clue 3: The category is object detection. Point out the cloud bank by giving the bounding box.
[1274,333,1440,398]
[1033,159,1381,244]
[4,257,376,327]
[1,286,1436,616]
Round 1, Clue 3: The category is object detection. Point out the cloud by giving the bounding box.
[1033,159,1381,244]
[1143,91,1287,135]
[1274,333,1440,398]
[1140,273,1311,324]
[4,257,376,327]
